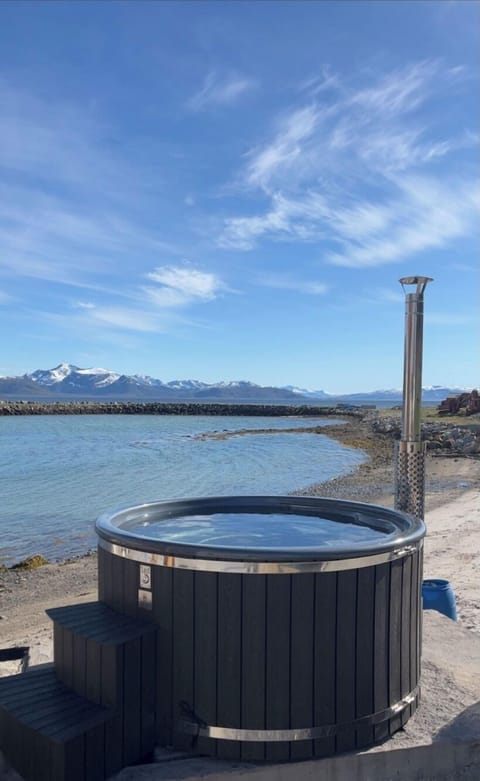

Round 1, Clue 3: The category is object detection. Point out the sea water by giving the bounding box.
[0,414,366,565]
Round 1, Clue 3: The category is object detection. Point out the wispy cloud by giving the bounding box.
[63,265,225,335]
[218,60,479,268]
[243,105,324,191]
[256,272,329,295]
[143,265,224,307]
[187,71,257,111]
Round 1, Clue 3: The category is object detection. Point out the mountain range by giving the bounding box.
[0,363,471,403]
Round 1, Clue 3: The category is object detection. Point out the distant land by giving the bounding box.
[0,363,472,404]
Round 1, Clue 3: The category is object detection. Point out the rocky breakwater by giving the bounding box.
[0,400,363,418]
[370,414,480,457]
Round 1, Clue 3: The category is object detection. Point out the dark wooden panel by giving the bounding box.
[241,574,266,761]
[217,573,242,760]
[110,554,125,614]
[194,571,218,757]
[123,637,142,766]
[313,572,336,758]
[99,547,113,607]
[141,628,157,757]
[153,564,173,746]
[265,575,291,761]
[72,633,87,699]
[389,558,403,736]
[355,565,375,748]
[53,622,63,672]
[97,545,106,602]
[85,722,106,781]
[373,563,391,743]
[85,638,102,705]
[50,734,85,781]
[290,573,314,760]
[102,644,123,775]
[171,568,194,752]
[61,627,74,689]
[335,569,357,753]
[124,559,140,618]
[409,551,419,720]
[400,555,412,728]
[418,552,424,680]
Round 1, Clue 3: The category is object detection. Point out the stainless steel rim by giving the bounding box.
[99,538,422,574]
[178,687,419,741]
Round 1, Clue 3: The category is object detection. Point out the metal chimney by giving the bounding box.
[394,276,433,520]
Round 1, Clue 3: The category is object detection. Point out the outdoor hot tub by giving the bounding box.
[96,496,424,760]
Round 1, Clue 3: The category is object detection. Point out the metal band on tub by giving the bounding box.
[98,537,421,574]
[177,687,419,742]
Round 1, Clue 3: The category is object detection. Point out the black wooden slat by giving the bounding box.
[72,634,87,699]
[141,628,157,757]
[373,562,391,743]
[102,644,123,776]
[265,574,291,761]
[194,571,218,757]
[241,574,266,761]
[123,559,140,618]
[335,569,357,753]
[409,550,419,720]
[153,564,173,746]
[53,622,63,672]
[50,734,85,781]
[61,627,73,689]
[99,547,113,607]
[97,544,106,602]
[110,554,125,614]
[123,637,142,766]
[85,722,106,781]
[290,573,314,760]
[400,555,412,728]
[313,572,336,758]
[85,638,102,704]
[389,558,403,736]
[355,565,375,749]
[418,551,423,681]
[217,573,242,760]
[171,568,194,752]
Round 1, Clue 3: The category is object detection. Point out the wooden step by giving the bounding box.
[47,601,157,770]
[0,666,111,781]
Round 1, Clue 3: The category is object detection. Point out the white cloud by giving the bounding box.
[144,265,224,307]
[256,272,329,295]
[218,60,479,268]
[187,71,257,111]
[349,61,437,116]
[327,177,480,268]
[244,105,323,190]
[73,301,96,310]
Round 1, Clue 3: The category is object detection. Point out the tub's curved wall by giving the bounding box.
[98,543,422,760]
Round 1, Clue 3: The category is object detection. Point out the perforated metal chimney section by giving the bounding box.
[394,276,433,521]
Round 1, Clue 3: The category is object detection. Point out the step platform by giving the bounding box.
[0,601,158,781]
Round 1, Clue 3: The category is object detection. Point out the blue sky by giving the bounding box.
[0,0,478,392]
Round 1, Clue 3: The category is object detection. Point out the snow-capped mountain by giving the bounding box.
[282,385,330,399]
[6,364,302,401]
[0,363,474,402]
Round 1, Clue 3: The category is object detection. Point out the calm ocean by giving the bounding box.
[0,414,366,566]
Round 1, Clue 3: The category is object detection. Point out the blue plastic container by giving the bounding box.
[422,579,457,620]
